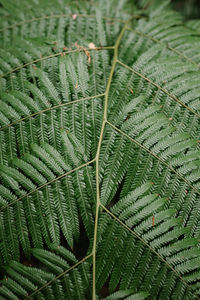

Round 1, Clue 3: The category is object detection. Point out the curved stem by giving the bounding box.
[92,17,133,300]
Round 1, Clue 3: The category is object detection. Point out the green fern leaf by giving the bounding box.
[0,0,200,299]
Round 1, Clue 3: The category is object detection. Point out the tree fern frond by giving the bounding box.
[0,50,109,164]
[0,133,95,261]
[97,190,200,298]
[103,290,149,300]
[1,0,200,299]
[0,250,92,300]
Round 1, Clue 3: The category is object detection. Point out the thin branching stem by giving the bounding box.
[106,120,200,197]
[126,27,200,68]
[0,47,114,79]
[92,18,133,300]
[0,93,105,131]
[25,253,93,299]
[0,12,146,33]
[0,13,126,33]
[100,203,191,290]
[117,60,200,119]
[0,159,96,212]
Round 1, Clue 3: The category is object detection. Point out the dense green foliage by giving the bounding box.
[0,0,200,299]
[172,0,200,19]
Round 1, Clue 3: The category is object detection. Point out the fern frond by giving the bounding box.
[0,131,96,261]
[1,0,200,299]
[0,248,92,300]
[96,182,200,298]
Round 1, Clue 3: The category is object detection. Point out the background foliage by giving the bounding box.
[172,0,200,19]
[0,0,200,299]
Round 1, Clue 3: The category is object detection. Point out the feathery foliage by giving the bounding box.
[0,0,200,299]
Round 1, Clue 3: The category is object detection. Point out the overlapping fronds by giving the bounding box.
[0,0,200,299]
